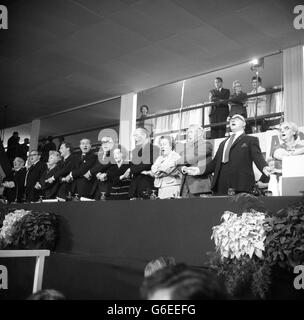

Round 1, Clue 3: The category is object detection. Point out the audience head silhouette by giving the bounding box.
[141,263,228,300]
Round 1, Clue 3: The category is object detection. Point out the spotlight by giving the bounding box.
[249,57,264,70]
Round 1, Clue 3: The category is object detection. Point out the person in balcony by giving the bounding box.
[229,80,248,118]
[247,76,267,132]
[137,105,154,138]
[228,80,250,134]
[208,77,230,139]
[151,136,181,199]
[106,147,131,200]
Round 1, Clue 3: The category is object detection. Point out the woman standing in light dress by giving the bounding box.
[151,136,181,199]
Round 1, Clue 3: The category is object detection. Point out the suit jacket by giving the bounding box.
[107,162,131,199]
[3,167,26,202]
[53,154,78,199]
[40,164,62,199]
[203,133,267,193]
[25,161,47,202]
[229,92,248,117]
[72,151,97,198]
[128,142,159,198]
[0,142,12,179]
[90,151,114,199]
[176,139,213,195]
[209,88,230,119]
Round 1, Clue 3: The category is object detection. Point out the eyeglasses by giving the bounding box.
[29,153,39,156]
[101,140,111,144]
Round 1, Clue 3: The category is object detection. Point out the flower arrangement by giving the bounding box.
[210,210,271,299]
[0,209,57,250]
[208,195,304,299]
[0,209,31,247]
[212,211,267,260]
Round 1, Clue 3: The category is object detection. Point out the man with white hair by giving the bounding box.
[176,124,213,197]
[64,138,97,198]
[128,128,159,199]
[2,157,26,202]
[191,114,270,195]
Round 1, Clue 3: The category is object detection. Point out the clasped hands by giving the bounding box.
[2,181,15,188]
[96,172,107,181]
[181,166,200,176]
[119,168,130,180]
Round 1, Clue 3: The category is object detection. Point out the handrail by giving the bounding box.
[48,87,283,141]
[137,87,283,121]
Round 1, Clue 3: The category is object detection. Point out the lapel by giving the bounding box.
[230,133,246,151]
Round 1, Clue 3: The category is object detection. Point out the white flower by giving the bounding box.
[0,209,31,246]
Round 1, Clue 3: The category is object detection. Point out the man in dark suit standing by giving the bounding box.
[189,114,271,195]
[46,142,77,199]
[64,139,97,198]
[128,128,159,199]
[85,136,115,199]
[209,77,230,139]
[3,157,26,203]
[24,150,47,202]
[176,124,213,198]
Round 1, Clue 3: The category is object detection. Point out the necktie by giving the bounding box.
[222,134,236,163]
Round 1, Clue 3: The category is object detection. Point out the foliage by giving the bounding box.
[210,209,270,299]
[264,200,304,269]
[209,195,304,299]
[0,209,57,250]
[209,251,271,299]
[211,211,267,259]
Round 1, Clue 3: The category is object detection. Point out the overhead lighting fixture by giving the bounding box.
[249,57,264,69]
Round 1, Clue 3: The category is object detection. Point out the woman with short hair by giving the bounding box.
[151,136,181,199]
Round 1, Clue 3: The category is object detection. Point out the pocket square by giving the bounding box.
[241,143,248,148]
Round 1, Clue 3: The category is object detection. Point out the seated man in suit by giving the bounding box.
[2,157,26,203]
[176,125,213,198]
[64,139,97,198]
[128,128,159,199]
[25,150,47,202]
[189,114,271,195]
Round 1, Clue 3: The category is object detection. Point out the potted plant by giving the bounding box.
[0,209,57,250]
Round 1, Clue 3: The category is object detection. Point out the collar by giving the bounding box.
[229,130,244,139]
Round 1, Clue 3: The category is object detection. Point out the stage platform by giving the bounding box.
[0,196,303,299]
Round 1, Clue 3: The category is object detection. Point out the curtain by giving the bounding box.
[154,107,202,138]
[283,45,304,126]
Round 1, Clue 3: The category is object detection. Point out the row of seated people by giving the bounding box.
[2,116,303,202]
